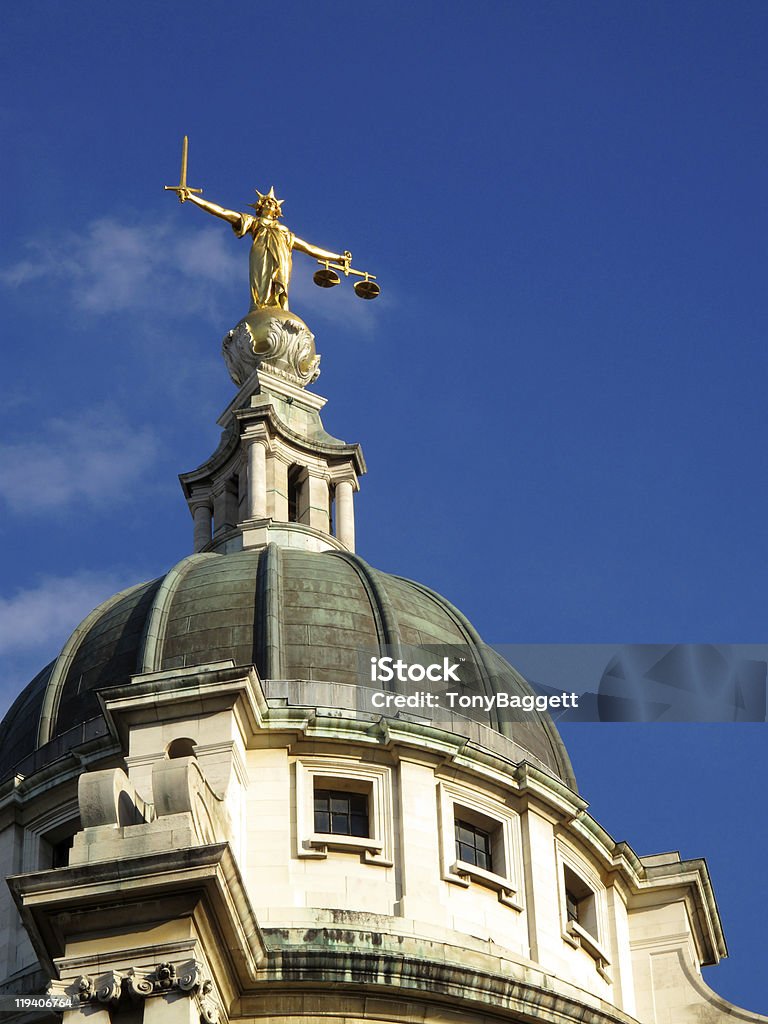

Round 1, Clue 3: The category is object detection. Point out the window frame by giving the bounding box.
[23,796,80,872]
[295,757,394,865]
[455,816,494,873]
[437,780,523,909]
[313,787,370,839]
[557,845,611,979]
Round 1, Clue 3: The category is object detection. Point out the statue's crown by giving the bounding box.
[249,186,284,216]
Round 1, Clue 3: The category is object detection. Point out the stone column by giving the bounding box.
[63,1009,111,1024]
[143,992,200,1024]
[305,472,329,534]
[213,479,238,533]
[269,455,289,521]
[245,438,267,520]
[296,468,310,526]
[212,483,227,536]
[335,480,355,551]
[190,498,212,552]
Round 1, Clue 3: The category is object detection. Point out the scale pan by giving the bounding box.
[313,268,341,288]
[354,279,380,300]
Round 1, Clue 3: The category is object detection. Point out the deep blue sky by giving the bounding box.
[1,1,766,1011]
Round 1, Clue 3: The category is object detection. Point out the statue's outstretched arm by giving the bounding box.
[182,191,240,226]
[293,236,349,263]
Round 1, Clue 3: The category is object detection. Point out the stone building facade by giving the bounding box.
[0,329,765,1024]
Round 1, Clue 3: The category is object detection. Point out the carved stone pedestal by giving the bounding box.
[222,308,320,388]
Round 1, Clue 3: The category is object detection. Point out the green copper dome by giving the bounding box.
[0,547,575,787]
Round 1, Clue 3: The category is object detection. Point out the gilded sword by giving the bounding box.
[164,135,203,201]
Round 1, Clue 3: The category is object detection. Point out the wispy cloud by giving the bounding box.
[1,214,389,334]
[0,409,158,514]
[0,570,150,721]
[0,570,141,656]
[1,216,242,320]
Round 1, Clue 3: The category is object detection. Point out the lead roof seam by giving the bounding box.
[393,575,505,729]
[261,543,284,679]
[138,553,221,674]
[36,580,154,748]
[396,575,575,788]
[325,552,405,693]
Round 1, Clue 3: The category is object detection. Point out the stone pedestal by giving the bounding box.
[222,308,320,389]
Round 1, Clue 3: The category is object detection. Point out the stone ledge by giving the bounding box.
[242,945,640,1024]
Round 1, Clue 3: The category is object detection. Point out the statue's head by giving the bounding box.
[250,186,284,220]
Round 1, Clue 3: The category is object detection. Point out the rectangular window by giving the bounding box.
[295,758,393,865]
[560,859,610,978]
[314,788,369,838]
[455,818,493,873]
[563,864,598,938]
[436,782,523,909]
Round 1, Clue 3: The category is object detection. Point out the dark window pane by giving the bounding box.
[455,817,493,873]
[314,810,330,833]
[350,814,368,837]
[51,835,74,869]
[314,787,369,837]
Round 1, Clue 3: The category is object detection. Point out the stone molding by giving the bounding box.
[294,756,395,865]
[256,943,640,1024]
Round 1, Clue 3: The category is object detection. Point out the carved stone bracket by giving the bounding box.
[72,961,219,1022]
[124,968,154,1000]
[95,971,123,1007]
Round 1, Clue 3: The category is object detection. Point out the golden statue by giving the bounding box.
[165,138,378,390]
[180,185,352,312]
[166,137,378,312]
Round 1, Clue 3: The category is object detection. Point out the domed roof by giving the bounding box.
[0,546,575,787]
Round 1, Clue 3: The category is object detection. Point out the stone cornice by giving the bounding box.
[179,400,366,499]
[250,940,641,1024]
[8,843,266,988]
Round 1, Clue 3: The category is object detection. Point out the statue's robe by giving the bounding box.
[233,213,296,311]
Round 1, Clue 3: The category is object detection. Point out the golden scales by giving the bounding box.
[313,255,380,300]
